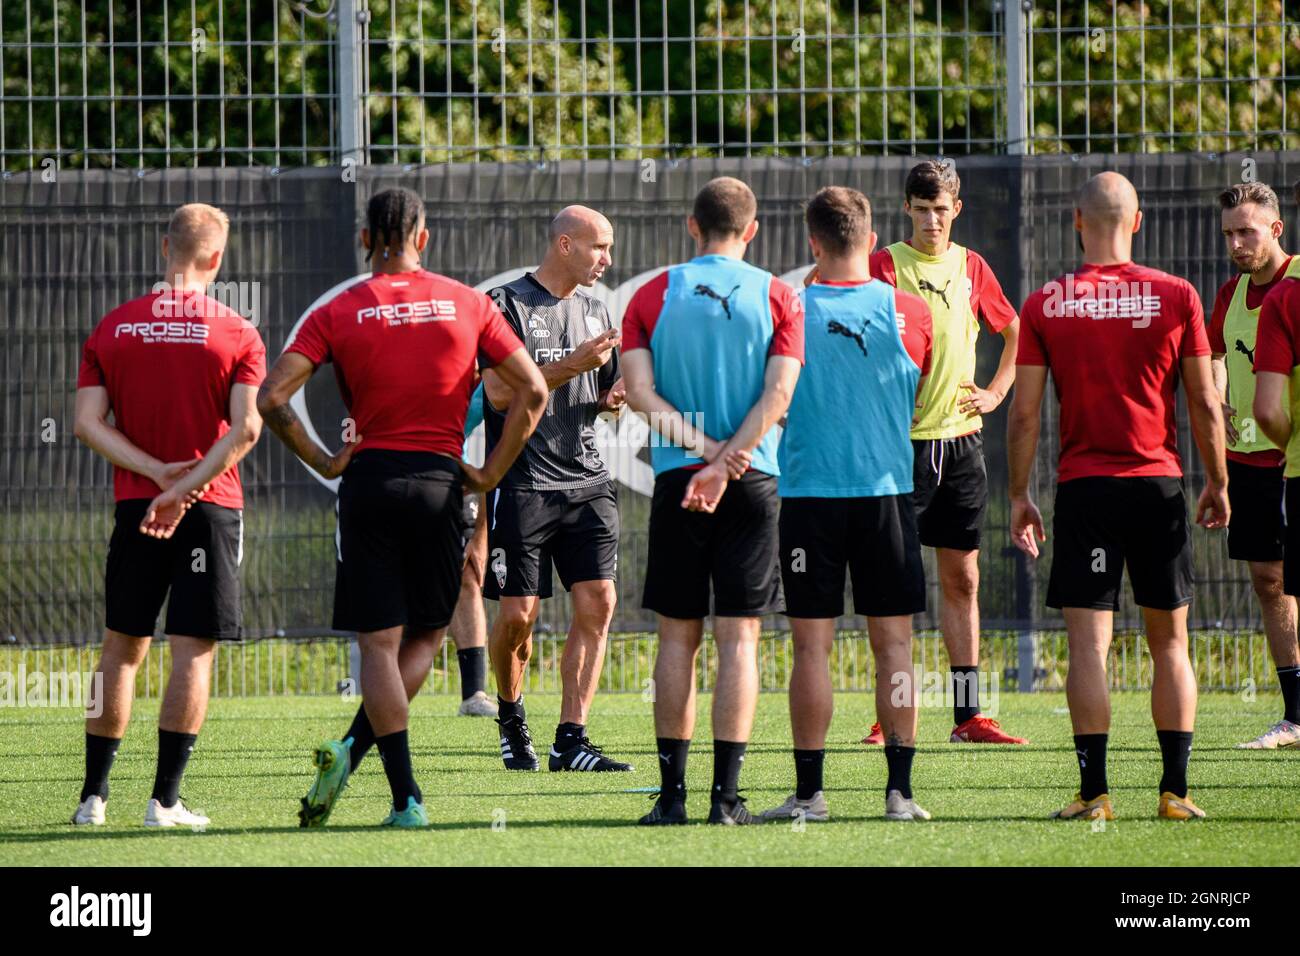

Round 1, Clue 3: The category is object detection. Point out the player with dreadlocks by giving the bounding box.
[257,187,547,827]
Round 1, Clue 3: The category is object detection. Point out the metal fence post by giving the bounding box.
[337,0,367,165]
[349,639,362,692]
[1004,0,1030,155]
[1006,2,1035,684]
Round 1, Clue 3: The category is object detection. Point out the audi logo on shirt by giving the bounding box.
[113,321,211,344]
[355,300,458,324]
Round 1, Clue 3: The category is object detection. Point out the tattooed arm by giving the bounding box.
[256,352,360,480]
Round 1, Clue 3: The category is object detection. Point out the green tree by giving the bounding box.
[1027,0,1297,153]
[0,0,1293,169]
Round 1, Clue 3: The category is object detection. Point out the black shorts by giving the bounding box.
[333,450,465,633]
[642,468,781,619]
[1226,459,1285,562]
[1046,476,1194,612]
[105,499,243,640]
[911,432,987,551]
[779,495,926,618]
[483,481,619,600]
[1284,478,1300,596]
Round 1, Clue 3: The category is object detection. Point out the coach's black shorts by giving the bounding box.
[333,450,465,633]
[642,468,781,619]
[1046,476,1193,611]
[779,495,926,618]
[484,481,619,600]
[911,432,987,551]
[1226,459,1285,562]
[105,499,243,640]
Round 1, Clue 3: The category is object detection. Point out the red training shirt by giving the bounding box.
[286,269,522,458]
[77,289,267,509]
[1018,262,1209,483]
[1254,277,1300,377]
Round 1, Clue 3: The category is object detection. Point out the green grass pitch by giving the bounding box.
[2,691,1296,866]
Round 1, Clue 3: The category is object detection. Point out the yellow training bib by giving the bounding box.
[887,241,981,439]
[1223,257,1300,456]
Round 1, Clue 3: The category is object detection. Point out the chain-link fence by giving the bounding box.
[1024,1,1298,155]
[1,2,1295,170]
[2,3,1298,703]
[4,152,1300,650]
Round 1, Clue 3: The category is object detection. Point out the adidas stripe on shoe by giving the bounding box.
[497,715,540,771]
[547,737,633,772]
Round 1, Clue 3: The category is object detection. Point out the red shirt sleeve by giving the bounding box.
[966,251,1017,334]
[77,322,105,387]
[1177,279,1210,358]
[869,248,898,286]
[233,324,267,387]
[893,289,933,375]
[1255,281,1300,374]
[1207,279,1238,354]
[1016,291,1049,366]
[768,278,804,363]
[476,293,524,368]
[286,305,332,366]
[621,271,669,352]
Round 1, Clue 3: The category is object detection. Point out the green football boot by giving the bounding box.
[298,737,352,828]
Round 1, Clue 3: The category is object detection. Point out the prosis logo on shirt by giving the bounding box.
[1042,275,1162,328]
[355,300,458,324]
[113,320,211,344]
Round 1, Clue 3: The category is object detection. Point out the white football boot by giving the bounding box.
[885,789,932,821]
[757,791,830,822]
[1236,719,1300,749]
[144,798,210,828]
[71,795,106,826]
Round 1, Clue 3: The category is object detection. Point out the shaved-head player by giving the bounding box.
[481,205,634,774]
[1009,171,1228,822]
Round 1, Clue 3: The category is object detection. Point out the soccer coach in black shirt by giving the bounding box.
[481,205,632,774]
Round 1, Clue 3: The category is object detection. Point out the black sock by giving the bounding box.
[375,730,422,811]
[711,740,747,805]
[656,737,689,802]
[883,745,915,799]
[555,722,585,749]
[345,704,376,771]
[1157,730,1193,798]
[497,695,524,721]
[951,666,980,725]
[1074,733,1109,801]
[793,749,825,800]
[1278,666,1300,725]
[81,733,121,802]
[151,730,198,808]
[457,647,486,700]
